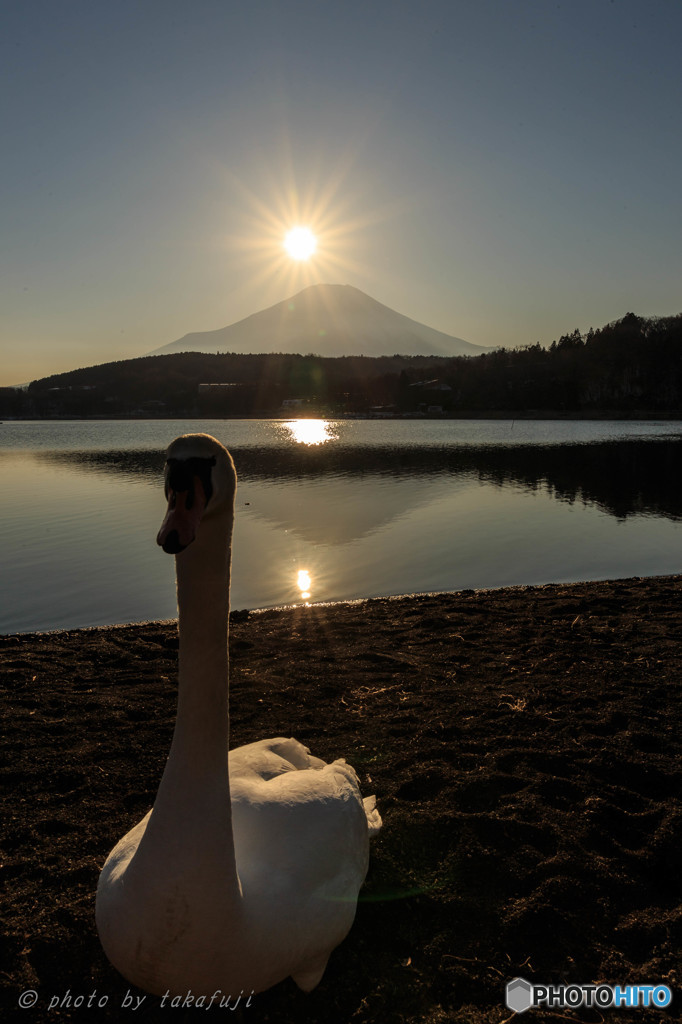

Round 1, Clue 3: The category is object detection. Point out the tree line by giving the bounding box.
[2,312,681,418]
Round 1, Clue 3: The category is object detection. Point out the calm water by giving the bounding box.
[1,418,681,634]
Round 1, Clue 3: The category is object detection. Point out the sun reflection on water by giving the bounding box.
[297,569,312,601]
[284,419,337,446]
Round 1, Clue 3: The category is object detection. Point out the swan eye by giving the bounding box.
[165,456,216,508]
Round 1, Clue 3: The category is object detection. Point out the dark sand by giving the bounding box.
[1,577,681,1023]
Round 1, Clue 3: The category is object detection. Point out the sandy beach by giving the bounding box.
[2,576,681,1022]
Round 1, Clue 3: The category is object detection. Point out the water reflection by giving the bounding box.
[4,417,679,453]
[297,569,312,601]
[281,419,338,446]
[2,432,681,633]
[25,437,682,523]
[244,475,440,544]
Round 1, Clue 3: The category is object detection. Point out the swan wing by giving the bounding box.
[228,736,326,780]
[230,752,371,889]
[229,752,374,988]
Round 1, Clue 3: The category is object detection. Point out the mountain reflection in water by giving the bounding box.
[2,424,681,633]
[40,438,682,523]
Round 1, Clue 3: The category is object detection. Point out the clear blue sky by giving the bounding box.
[2,0,681,384]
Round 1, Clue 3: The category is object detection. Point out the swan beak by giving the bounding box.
[157,479,208,554]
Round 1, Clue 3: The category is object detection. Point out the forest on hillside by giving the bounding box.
[2,313,681,418]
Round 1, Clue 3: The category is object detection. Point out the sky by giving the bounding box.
[2,0,681,385]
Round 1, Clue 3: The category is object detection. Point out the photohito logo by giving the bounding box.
[505,977,672,1014]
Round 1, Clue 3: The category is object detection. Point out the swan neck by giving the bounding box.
[172,515,232,768]
[127,504,241,910]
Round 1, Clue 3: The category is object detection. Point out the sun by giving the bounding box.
[283,226,317,261]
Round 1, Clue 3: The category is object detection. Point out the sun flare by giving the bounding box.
[221,157,389,298]
[284,226,317,261]
[220,159,392,304]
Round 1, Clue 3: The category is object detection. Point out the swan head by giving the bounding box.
[157,434,236,554]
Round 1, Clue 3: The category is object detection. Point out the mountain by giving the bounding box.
[150,284,484,358]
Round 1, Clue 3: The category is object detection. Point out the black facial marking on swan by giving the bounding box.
[165,456,216,509]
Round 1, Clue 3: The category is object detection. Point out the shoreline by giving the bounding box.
[2,410,682,422]
[3,574,680,641]
[0,577,675,638]
[2,573,681,1022]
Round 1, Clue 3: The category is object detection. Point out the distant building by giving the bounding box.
[198,383,240,393]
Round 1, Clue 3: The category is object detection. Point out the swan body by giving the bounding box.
[96,433,381,997]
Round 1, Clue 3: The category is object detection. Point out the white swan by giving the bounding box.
[96,433,381,998]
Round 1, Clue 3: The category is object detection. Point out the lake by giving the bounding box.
[1,418,681,634]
